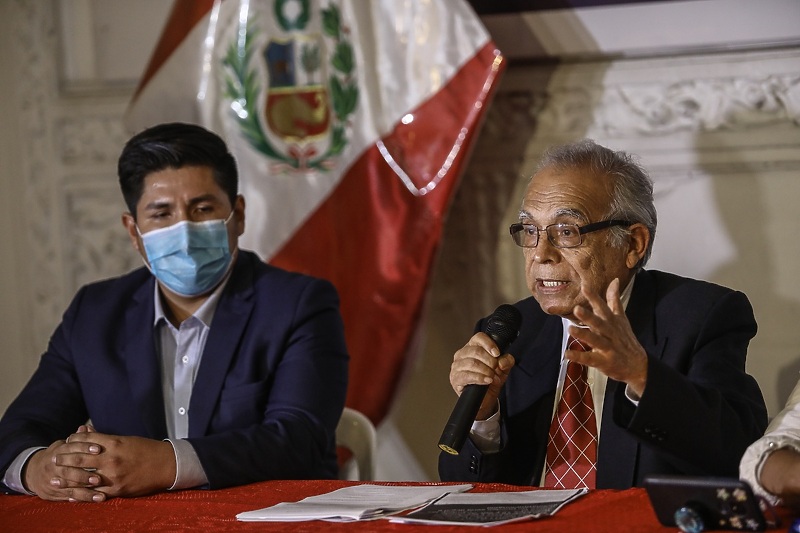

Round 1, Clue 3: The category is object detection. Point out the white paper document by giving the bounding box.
[236,483,473,522]
[389,488,588,526]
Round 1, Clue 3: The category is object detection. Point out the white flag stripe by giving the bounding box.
[127,0,491,260]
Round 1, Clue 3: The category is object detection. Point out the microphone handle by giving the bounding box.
[438,303,520,456]
[438,383,489,455]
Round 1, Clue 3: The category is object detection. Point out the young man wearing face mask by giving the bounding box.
[0,122,349,502]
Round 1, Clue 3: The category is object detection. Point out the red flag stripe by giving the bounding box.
[270,43,504,423]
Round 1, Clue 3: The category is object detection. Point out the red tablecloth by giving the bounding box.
[0,480,792,532]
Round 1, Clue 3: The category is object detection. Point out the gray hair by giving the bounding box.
[535,139,657,268]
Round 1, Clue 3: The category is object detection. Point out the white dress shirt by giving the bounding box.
[740,376,800,506]
[154,273,230,490]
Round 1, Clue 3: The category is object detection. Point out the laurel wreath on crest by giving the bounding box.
[221,3,358,170]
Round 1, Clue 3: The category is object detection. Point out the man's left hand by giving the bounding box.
[568,277,649,397]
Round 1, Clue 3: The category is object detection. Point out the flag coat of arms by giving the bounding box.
[126,0,504,424]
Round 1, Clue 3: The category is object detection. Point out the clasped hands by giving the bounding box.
[449,278,649,421]
[24,425,176,502]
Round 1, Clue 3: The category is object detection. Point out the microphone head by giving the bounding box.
[485,304,522,353]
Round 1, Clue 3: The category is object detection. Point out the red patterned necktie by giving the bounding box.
[543,336,598,489]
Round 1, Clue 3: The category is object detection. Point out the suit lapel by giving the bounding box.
[598,379,634,487]
[188,253,256,437]
[598,270,667,488]
[510,315,563,409]
[501,312,561,486]
[121,276,168,439]
[627,270,666,363]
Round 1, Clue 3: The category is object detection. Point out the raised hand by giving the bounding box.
[567,277,649,397]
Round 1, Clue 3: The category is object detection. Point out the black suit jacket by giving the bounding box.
[439,270,768,489]
[0,251,349,492]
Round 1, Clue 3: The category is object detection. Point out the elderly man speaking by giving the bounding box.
[439,139,767,489]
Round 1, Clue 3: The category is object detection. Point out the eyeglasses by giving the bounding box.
[509,219,633,248]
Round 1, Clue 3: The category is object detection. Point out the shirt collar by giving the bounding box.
[619,275,635,310]
[152,270,232,328]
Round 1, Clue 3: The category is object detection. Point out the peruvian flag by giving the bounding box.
[126,0,504,425]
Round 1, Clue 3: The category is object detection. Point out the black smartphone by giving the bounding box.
[643,475,768,532]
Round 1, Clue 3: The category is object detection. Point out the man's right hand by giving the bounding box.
[23,439,105,502]
[449,332,515,421]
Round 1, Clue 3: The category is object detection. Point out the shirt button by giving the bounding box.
[178,407,186,415]
[182,355,189,364]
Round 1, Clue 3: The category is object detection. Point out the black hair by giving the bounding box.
[118,122,238,218]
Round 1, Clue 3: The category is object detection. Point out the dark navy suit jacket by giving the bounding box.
[439,270,768,489]
[0,250,349,492]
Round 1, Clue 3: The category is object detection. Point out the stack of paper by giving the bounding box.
[236,483,473,522]
[390,488,588,526]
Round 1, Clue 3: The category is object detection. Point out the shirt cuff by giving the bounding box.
[624,384,641,405]
[740,435,800,506]
[3,447,45,495]
[165,439,209,490]
[469,403,502,454]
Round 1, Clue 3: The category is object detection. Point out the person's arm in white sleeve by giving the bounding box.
[740,377,800,508]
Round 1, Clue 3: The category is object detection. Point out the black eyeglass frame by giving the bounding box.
[509,219,634,248]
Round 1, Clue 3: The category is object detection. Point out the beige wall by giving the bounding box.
[1,0,799,481]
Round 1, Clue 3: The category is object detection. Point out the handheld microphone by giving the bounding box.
[438,304,522,455]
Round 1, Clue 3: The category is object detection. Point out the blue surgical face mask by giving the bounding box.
[138,212,235,297]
